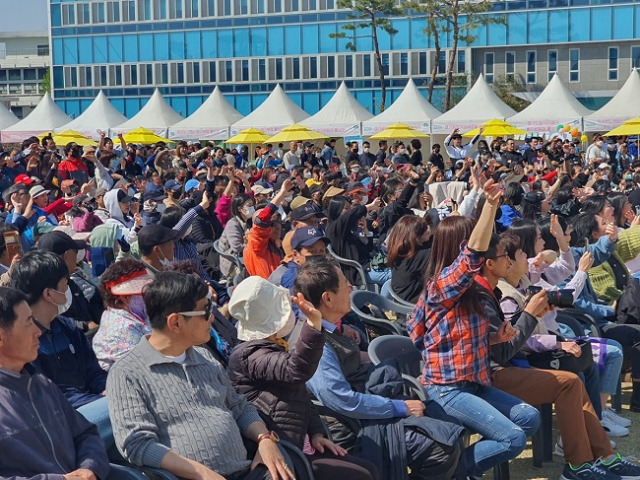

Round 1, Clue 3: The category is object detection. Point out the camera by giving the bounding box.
[527,285,574,308]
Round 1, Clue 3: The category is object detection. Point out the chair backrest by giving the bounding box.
[368,334,422,378]
[555,312,586,337]
[350,290,410,337]
[351,290,414,317]
[213,239,242,269]
[388,282,416,308]
[106,464,147,480]
[327,244,370,291]
[280,440,315,480]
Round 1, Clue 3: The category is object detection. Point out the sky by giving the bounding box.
[0,0,49,32]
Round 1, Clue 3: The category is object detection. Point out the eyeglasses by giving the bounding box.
[177,299,213,318]
[490,253,510,261]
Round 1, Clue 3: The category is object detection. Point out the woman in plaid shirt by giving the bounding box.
[408,178,543,477]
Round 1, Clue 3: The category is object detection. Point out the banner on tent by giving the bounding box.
[229,125,287,137]
[584,117,628,132]
[0,131,47,143]
[110,127,168,137]
[303,123,361,137]
[169,127,229,141]
[431,122,492,134]
[362,122,431,136]
[510,118,581,134]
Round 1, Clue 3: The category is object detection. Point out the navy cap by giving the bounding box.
[38,231,87,255]
[290,226,329,251]
[290,202,324,222]
[164,179,182,192]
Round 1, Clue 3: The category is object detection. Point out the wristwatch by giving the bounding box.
[257,431,280,444]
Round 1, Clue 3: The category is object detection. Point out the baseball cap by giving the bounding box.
[143,189,167,202]
[138,224,181,252]
[14,173,34,186]
[309,184,323,195]
[598,162,611,170]
[38,231,87,255]
[251,184,274,196]
[29,185,50,198]
[116,188,134,204]
[290,226,329,251]
[164,179,182,192]
[82,145,96,156]
[322,186,345,201]
[290,202,323,222]
[185,179,200,193]
[346,181,366,195]
[289,196,311,211]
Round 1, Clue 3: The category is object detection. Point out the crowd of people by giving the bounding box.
[4,128,640,480]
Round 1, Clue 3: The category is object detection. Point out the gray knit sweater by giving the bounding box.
[107,336,262,476]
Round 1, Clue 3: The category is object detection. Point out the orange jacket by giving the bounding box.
[243,203,283,279]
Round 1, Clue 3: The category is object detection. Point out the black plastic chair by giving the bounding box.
[213,239,244,283]
[280,439,315,480]
[388,282,416,308]
[367,335,427,401]
[350,290,411,338]
[327,244,377,293]
[106,464,147,480]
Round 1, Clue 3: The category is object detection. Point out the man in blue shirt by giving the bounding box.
[295,257,462,480]
[280,225,328,290]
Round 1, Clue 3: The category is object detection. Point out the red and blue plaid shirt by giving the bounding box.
[407,243,492,386]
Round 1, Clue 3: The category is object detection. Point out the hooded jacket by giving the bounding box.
[0,365,109,480]
[104,189,137,243]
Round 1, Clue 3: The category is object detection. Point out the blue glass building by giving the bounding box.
[49,0,640,119]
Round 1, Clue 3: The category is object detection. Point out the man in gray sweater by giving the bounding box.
[0,287,109,480]
[107,271,294,480]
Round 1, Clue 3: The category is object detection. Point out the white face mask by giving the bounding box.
[360,195,369,205]
[601,174,609,181]
[52,286,73,315]
[284,194,293,203]
[398,148,406,155]
[157,249,174,269]
[244,205,256,217]
[304,172,312,179]
[596,141,604,148]
[363,147,369,153]
[296,148,303,155]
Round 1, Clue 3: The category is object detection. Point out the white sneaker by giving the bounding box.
[602,416,630,437]
[604,407,632,428]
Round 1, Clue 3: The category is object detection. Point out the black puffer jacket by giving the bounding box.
[228,322,326,447]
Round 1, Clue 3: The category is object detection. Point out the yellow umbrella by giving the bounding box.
[605,117,640,136]
[369,122,430,139]
[266,124,329,143]
[39,130,97,147]
[463,119,527,137]
[122,127,171,144]
[226,128,271,144]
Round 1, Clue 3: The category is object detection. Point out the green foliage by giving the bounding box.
[41,69,51,95]
[491,75,530,112]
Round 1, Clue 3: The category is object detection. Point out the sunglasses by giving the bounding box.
[177,298,213,318]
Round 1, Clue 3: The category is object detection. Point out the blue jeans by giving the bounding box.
[77,396,114,450]
[366,268,392,287]
[425,382,540,477]
[600,339,623,396]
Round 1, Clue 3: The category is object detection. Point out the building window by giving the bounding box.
[438,51,446,74]
[258,59,266,80]
[400,53,408,75]
[85,67,92,86]
[242,59,249,81]
[364,54,371,76]
[505,51,515,81]
[226,60,233,81]
[161,64,168,83]
[327,56,335,77]
[193,62,200,82]
[8,69,20,81]
[609,47,618,81]
[275,58,283,79]
[570,48,579,82]
[381,53,389,76]
[419,52,427,75]
[484,52,494,83]
[310,57,317,78]
[633,46,640,70]
[177,63,184,83]
[130,65,138,85]
[526,50,536,83]
[548,50,557,81]
[345,55,353,77]
[457,50,465,73]
[209,61,216,82]
[292,57,300,79]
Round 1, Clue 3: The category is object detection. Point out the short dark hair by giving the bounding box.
[143,271,208,330]
[410,139,422,150]
[293,256,340,308]
[231,193,253,218]
[500,232,522,260]
[508,219,539,258]
[0,287,28,330]
[158,206,185,229]
[10,250,69,304]
[570,213,600,247]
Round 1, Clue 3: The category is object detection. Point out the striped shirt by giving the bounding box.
[407,243,492,386]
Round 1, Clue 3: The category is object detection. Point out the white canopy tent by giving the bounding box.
[56,91,128,140]
[300,82,372,136]
[0,102,18,131]
[508,74,593,133]
[362,78,441,136]
[1,93,71,143]
[431,75,516,134]
[584,70,640,132]
[169,87,243,141]
[113,89,183,137]
[230,84,309,136]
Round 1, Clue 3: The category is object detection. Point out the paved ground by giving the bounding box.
[486,381,640,480]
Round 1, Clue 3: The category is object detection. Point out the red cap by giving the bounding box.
[14,174,34,185]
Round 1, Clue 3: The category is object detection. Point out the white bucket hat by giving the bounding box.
[230,276,295,341]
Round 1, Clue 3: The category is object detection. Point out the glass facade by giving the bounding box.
[50,0,640,118]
